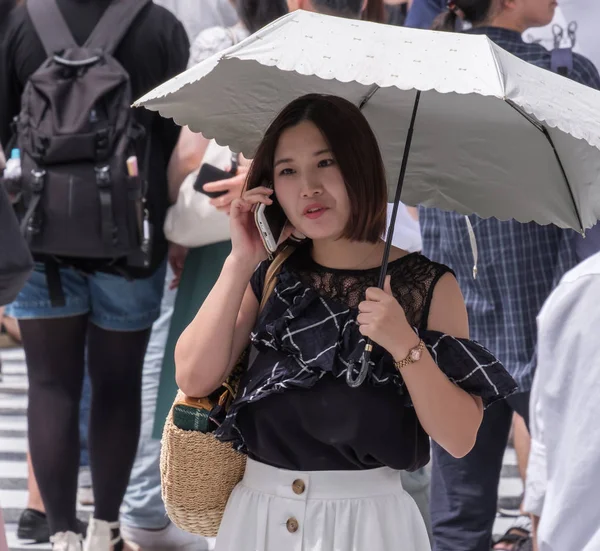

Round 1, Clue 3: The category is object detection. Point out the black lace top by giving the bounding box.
[215,243,517,471]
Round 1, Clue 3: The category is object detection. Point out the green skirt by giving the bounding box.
[152,241,231,439]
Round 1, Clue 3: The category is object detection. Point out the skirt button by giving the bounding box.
[292,479,306,495]
[286,517,299,533]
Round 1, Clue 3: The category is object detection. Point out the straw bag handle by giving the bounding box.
[260,245,294,311]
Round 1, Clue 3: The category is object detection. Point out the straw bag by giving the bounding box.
[160,246,294,537]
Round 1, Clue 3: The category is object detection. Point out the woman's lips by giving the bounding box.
[303,204,329,219]
[305,210,327,220]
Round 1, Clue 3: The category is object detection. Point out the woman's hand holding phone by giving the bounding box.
[229,187,275,268]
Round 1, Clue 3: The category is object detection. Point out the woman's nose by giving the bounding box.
[300,179,323,198]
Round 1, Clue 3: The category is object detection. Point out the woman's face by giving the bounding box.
[273,121,351,242]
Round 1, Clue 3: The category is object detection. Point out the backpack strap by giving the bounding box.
[26,0,78,56]
[84,0,151,55]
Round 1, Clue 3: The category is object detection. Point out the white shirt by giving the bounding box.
[523,0,600,71]
[154,0,238,43]
[385,203,422,253]
[523,252,600,551]
[189,23,250,68]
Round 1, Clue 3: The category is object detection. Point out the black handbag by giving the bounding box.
[0,183,33,306]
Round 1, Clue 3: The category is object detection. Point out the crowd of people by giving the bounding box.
[1,0,599,550]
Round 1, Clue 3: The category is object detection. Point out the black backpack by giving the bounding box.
[12,0,151,303]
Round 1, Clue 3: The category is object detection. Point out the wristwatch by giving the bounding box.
[394,340,426,371]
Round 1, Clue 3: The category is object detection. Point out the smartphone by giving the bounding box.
[255,193,287,254]
[193,163,233,199]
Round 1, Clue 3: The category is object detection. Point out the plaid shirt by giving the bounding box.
[420,27,600,392]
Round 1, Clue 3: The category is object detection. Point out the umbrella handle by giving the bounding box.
[346,341,372,387]
[346,90,422,388]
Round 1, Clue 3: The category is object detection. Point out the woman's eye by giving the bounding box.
[279,168,295,176]
[318,158,335,168]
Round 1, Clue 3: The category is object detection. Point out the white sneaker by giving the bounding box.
[50,531,83,551]
[120,521,215,551]
[83,518,140,551]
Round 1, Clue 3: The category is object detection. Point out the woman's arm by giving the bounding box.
[174,186,275,397]
[174,255,259,398]
[399,274,483,458]
[358,273,483,458]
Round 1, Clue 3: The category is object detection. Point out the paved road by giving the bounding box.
[0,347,520,550]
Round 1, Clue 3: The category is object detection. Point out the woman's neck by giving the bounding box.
[310,238,399,270]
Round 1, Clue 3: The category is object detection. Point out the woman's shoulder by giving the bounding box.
[388,252,455,329]
[389,250,454,285]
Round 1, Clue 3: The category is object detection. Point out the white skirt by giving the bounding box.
[215,458,431,551]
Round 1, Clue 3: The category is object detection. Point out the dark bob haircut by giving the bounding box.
[245,94,388,244]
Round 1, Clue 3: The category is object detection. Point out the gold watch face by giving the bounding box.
[410,346,423,362]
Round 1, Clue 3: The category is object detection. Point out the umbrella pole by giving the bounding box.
[347,90,422,388]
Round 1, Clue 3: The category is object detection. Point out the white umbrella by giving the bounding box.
[135,10,600,384]
[136,9,600,232]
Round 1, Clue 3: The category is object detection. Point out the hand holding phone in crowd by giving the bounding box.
[199,160,251,214]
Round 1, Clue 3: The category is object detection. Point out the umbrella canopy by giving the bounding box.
[135,10,600,233]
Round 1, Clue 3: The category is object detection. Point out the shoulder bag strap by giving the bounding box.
[27,0,78,56]
[84,0,151,54]
[260,245,295,312]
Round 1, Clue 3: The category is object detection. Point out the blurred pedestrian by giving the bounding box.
[524,251,600,551]
[524,0,600,262]
[154,0,238,45]
[0,1,188,549]
[286,0,364,17]
[0,101,31,551]
[363,0,386,22]
[404,0,444,28]
[384,0,412,25]
[418,2,600,551]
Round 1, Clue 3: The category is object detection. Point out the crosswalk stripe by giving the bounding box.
[5,524,51,550]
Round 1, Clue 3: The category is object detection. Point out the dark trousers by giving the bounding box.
[430,392,530,551]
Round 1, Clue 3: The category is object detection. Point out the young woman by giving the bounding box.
[175,94,517,551]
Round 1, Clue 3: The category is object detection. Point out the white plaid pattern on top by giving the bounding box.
[215,263,517,450]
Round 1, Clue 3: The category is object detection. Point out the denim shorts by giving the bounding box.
[5,261,167,332]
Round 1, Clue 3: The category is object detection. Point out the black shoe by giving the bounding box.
[17,508,88,543]
[17,509,49,543]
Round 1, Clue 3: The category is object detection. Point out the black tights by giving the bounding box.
[21,316,151,535]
